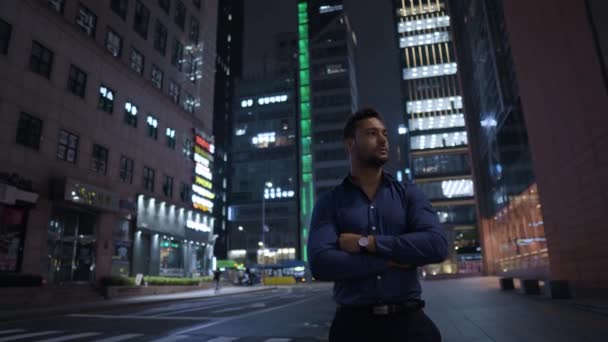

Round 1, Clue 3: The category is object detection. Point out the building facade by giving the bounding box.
[0,0,218,282]
[451,0,608,294]
[211,0,244,260]
[228,78,299,266]
[393,0,481,275]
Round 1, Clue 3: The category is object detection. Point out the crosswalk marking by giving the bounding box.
[91,334,144,342]
[0,331,24,336]
[67,314,211,321]
[206,338,238,342]
[148,335,189,342]
[34,332,102,341]
[0,331,61,342]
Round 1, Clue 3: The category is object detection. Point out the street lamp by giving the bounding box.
[238,226,248,262]
[261,181,272,284]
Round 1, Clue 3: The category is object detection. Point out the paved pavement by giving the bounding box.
[424,277,608,341]
[0,277,607,341]
[0,285,276,322]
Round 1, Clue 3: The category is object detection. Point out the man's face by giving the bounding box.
[347,117,389,167]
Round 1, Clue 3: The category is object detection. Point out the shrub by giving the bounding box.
[0,274,43,287]
[99,275,135,287]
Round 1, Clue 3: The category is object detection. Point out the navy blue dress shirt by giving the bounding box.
[307,172,448,306]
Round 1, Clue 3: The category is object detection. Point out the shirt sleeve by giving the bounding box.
[307,192,389,281]
[374,182,449,266]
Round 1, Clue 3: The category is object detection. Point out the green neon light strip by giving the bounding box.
[298,0,312,262]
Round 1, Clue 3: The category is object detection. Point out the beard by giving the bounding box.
[361,153,388,168]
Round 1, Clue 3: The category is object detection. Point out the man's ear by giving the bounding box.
[344,137,354,154]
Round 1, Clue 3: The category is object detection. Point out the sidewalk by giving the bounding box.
[423,276,608,342]
[0,285,276,323]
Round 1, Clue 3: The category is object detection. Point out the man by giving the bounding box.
[308,108,448,341]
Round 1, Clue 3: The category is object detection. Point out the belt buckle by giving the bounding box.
[372,305,389,315]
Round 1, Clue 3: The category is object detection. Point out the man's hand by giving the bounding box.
[338,233,362,253]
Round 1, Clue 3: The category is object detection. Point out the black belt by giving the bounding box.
[337,299,425,316]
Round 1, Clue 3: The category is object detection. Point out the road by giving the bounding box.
[0,285,334,341]
[2,277,608,341]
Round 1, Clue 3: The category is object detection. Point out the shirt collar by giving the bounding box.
[341,170,393,189]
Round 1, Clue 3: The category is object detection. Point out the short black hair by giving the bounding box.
[343,108,384,139]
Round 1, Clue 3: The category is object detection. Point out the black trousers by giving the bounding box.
[329,307,442,342]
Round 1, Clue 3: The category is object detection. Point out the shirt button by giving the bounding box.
[377,275,382,280]
[371,226,376,231]
[370,205,375,210]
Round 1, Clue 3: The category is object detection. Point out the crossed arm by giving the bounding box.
[307,185,448,281]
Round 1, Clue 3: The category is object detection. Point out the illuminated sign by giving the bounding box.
[191,129,215,214]
[186,219,211,232]
[192,184,215,199]
[195,176,212,189]
[195,164,213,180]
[195,135,215,153]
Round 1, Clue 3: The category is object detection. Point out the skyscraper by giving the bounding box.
[393,0,480,275]
[296,0,359,261]
[228,78,299,265]
[451,0,608,294]
[212,0,244,260]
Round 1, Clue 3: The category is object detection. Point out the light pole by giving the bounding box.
[261,181,272,283]
[238,225,248,263]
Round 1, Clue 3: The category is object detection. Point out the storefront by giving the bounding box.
[0,182,39,273]
[47,178,120,284]
[133,195,215,278]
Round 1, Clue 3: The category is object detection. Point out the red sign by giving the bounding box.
[195,135,211,151]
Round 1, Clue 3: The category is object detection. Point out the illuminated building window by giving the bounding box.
[407,96,463,114]
[183,138,193,159]
[166,128,176,149]
[399,31,450,48]
[398,16,450,33]
[124,101,138,127]
[75,3,96,37]
[403,63,457,80]
[98,85,114,113]
[409,113,465,131]
[319,5,343,13]
[417,179,474,200]
[147,115,158,139]
[105,28,122,57]
[411,131,468,150]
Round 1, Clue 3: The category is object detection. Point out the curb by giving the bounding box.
[0,286,277,323]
